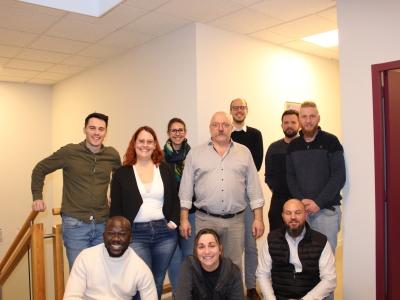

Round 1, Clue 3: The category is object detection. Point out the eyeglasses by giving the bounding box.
[169,128,185,134]
[105,232,128,239]
[231,106,247,111]
[136,139,155,146]
[210,122,231,129]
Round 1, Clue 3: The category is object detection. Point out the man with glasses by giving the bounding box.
[230,98,263,300]
[64,216,157,299]
[31,112,121,270]
[179,111,265,282]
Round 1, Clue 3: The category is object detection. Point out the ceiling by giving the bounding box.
[0,0,338,85]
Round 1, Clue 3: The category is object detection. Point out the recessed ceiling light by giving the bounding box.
[18,0,123,17]
[301,29,338,48]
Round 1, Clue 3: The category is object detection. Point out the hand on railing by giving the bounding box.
[32,199,47,212]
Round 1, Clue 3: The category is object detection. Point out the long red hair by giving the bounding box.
[123,126,164,166]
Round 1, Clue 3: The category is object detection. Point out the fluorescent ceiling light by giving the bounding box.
[301,29,338,47]
[19,0,123,17]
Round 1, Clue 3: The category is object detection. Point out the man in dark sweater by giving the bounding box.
[286,101,346,258]
[230,98,263,300]
[256,199,336,300]
[265,109,299,232]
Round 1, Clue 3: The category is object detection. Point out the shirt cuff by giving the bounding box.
[249,198,265,210]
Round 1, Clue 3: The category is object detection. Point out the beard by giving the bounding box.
[283,128,298,138]
[285,222,305,238]
[105,244,128,258]
[302,124,319,138]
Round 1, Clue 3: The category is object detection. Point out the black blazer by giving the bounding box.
[109,162,180,226]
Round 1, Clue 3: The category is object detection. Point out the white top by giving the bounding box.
[63,244,157,300]
[133,165,165,222]
[256,229,336,300]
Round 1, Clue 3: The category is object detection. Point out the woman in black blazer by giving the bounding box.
[110,126,180,300]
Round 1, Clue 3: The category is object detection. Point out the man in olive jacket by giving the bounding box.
[31,112,121,270]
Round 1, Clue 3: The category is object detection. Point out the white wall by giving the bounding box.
[195,23,341,247]
[51,23,198,210]
[0,81,54,299]
[52,22,341,251]
[338,0,400,298]
[1,21,342,299]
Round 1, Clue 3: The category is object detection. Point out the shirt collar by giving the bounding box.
[232,124,247,132]
[208,138,234,147]
[82,140,104,153]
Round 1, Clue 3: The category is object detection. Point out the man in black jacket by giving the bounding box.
[256,199,336,300]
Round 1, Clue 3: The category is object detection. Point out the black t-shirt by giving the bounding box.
[201,263,221,299]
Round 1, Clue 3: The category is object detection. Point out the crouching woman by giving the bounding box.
[176,228,244,299]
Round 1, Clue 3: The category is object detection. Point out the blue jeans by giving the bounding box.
[307,205,341,255]
[61,213,106,271]
[131,219,178,300]
[167,212,196,294]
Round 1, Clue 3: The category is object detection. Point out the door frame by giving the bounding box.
[371,60,400,299]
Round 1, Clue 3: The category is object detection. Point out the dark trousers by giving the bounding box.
[268,195,291,232]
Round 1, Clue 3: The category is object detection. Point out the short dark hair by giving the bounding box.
[281,109,299,122]
[193,228,223,260]
[230,98,248,109]
[167,118,186,132]
[85,113,109,128]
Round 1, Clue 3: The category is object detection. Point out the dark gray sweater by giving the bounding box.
[176,255,244,300]
[286,128,346,209]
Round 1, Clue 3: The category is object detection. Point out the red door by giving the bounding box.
[372,61,400,300]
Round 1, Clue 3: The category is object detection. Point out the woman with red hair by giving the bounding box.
[110,126,180,300]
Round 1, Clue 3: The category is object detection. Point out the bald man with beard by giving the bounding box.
[256,199,336,300]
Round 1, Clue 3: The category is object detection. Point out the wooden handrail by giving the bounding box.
[52,208,61,216]
[0,227,32,285]
[0,210,38,274]
[52,225,64,300]
[0,210,67,300]
[31,223,46,300]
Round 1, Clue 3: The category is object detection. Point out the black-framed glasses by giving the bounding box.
[169,128,185,134]
[232,105,247,111]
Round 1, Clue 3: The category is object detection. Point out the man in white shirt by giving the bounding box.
[63,216,157,300]
[256,199,336,300]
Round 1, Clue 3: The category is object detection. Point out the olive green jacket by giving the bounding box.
[31,141,121,223]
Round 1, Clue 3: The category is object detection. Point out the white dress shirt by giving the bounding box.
[256,228,336,300]
[232,124,247,132]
